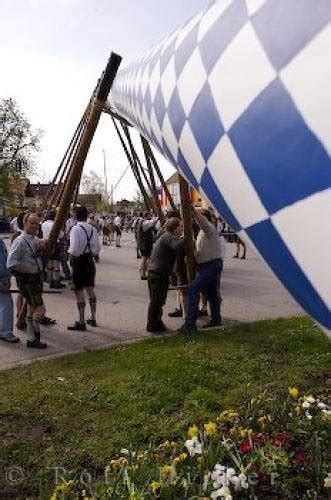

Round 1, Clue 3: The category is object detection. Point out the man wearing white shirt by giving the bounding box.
[42,210,65,289]
[68,206,100,331]
[114,213,122,247]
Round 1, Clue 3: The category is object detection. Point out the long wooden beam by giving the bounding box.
[47,52,122,255]
[179,174,195,283]
[142,140,176,211]
[111,117,151,210]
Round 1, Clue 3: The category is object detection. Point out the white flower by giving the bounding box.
[322,409,331,415]
[226,468,236,478]
[238,473,249,489]
[324,473,331,488]
[306,396,315,404]
[184,436,202,456]
[211,470,222,481]
[215,464,226,472]
[211,489,222,499]
[211,486,232,499]
[120,448,129,455]
[57,376,65,382]
[305,411,313,420]
[230,475,240,490]
[317,402,327,410]
[302,401,310,409]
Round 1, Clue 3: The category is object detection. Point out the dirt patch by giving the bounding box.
[0,424,45,446]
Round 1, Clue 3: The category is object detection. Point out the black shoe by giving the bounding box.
[232,255,239,259]
[141,275,148,281]
[40,316,56,325]
[147,324,169,333]
[177,324,197,333]
[137,255,141,259]
[202,321,222,329]
[27,339,47,349]
[168,308,183,318]
[16,318,27,330]
[241,255,246,260]
[67,322,87,331]
[197,309,208,317]
[86,319,98,327]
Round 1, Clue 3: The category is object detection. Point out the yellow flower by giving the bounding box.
[173,457,181,464]
[289,387,299,399]
[239,428,253,438]
[162,465,172,477]
[294,406,301,415]
[150,481,161,495]
[218,410,239,423]
[179,452,188,461]
[204,421,217,436]
[250,397,257,405]
[188,425,199,438]
[258,416,267,428]
[158,440,171,450]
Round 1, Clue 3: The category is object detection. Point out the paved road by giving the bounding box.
[0,233,303,369]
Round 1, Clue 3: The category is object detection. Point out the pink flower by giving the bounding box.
[293,451,307,465]
[239,440,252,454]
[272,433,292,450]
[252,434,267,447]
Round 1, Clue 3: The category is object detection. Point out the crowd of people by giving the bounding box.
[0,203,245,347]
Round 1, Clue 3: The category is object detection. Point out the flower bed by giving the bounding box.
[51,389,330,499]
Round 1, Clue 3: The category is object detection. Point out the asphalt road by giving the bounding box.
[0,232,303,370]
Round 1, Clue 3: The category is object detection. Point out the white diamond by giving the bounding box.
[149,60,161,101]
[177,48,208,116]
[272,189,331,309]
[280,24,331,154]
[179,122,206,183]
[208,135,269,227]
[162,113,179,160]
[245,0,266,16]
[160,55,177,106]
[209,22,276,130]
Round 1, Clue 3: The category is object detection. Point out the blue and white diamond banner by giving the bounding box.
[110,0,331,336]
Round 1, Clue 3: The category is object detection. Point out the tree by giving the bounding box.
[0,98,42,202]
[132,189,145,211]
[81,170,106,195]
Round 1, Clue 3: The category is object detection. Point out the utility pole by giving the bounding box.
[110,184,114,212]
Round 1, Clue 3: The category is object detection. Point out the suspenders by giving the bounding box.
[79,226,93,255]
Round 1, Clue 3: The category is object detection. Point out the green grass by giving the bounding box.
[0,317,329,497]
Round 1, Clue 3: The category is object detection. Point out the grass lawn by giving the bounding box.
[0,317,329,497]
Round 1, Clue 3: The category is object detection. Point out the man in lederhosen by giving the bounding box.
[67,205,100,331]
[7,213,47,349]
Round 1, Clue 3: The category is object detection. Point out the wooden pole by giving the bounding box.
[140,136,164,223]
[179,174,195,283]
[111,117,151,210]
[47,52,122,255]
[142,139,176,211]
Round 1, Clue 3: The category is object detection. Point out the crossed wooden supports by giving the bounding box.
[46,52,195,281]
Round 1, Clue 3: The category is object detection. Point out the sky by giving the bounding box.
[0,0,209,201]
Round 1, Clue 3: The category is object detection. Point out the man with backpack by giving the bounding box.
[136,212,158,280]
[67,205,100,331]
